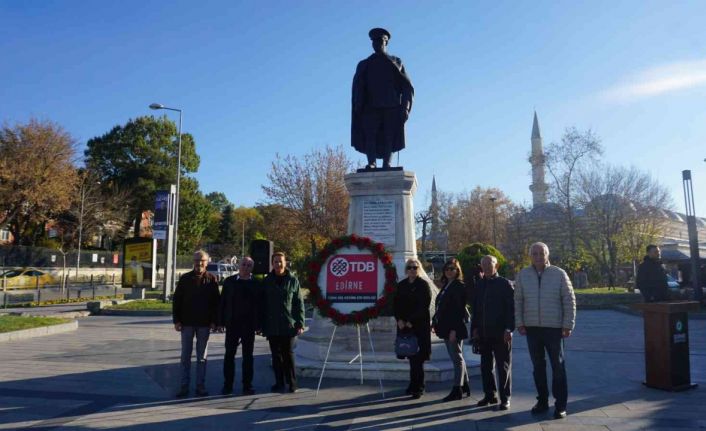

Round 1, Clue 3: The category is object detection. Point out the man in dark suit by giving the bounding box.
[218,257,260,395]
[351,27,414,169]
[472,255,515,410]
[636,245,670,302]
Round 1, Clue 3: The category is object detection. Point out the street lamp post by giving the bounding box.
[149,103,182,294]
[489,196,498,248]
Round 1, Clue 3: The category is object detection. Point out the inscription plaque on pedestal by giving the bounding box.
[362,200,396,246]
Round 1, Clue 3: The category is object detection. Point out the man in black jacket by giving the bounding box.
[471,255,515,410]
[173,250,220,398]
[636,245,669,303]
[218,257,260,395]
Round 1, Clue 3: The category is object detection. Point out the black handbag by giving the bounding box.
[395,332,420,358]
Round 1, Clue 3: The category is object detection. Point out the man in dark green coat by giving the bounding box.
[262,252,305,393]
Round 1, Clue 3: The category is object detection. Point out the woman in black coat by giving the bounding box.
[394,258,432,399]
[433,258,470,401]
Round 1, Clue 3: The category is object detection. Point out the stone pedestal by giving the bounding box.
[296,170,479,381]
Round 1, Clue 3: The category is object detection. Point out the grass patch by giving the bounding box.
[0,315,71,333]
[575,287,629,295]
[106,300,172,311]
[5,295,124,308]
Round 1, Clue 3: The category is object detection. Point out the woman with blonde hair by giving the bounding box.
[394,258,432,399]
[433,257,470,401]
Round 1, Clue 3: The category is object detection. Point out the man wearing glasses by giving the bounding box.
[173,250,221,398]
[218,257,260,396]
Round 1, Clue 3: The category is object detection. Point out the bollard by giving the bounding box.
[3,292,7,309]
[90,274,94,288]
[77,288,81,299]
[92,285,96,300]
[37,288,41,305]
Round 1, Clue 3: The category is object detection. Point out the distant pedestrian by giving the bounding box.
[173,250,220,398]
[636,245,670,303]
[394,258,432,399]
[261,252,305,393]
[433,258,470,401]
[472,255,514,410]
[218,256,260,396]
[515,242,576,419]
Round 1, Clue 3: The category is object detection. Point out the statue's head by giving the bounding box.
[369,27,390,54]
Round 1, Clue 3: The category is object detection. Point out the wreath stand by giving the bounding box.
[315,322,385,399]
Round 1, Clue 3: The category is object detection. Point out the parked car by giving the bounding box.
[0,267,59,289]
[666,274,680,289]
[206,262,237,284]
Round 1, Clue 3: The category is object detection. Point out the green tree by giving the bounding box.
[206,191,229,213]
[219,204,236,245]
[456,242,508,278]
[0,119,78,245]
[176,178,212,253]
[84,115,199,236]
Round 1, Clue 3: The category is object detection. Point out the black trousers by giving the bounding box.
[479,335,512,402]
[268,336,297,387]
[223,326,255,389]
[408,354,425,393]
[526,327,567,410]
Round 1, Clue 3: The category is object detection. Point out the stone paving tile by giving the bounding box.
[0,311,704,430]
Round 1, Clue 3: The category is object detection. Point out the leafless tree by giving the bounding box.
[577,165,671,287]
[262,145,352,256]
[545,127,603,254]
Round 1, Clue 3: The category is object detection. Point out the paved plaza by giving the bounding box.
[0,309,705,430]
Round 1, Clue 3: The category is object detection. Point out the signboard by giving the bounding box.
[326,254,378,304]
[153,190,171,240]
[317,246,385,314]
[122,238,157,288]
[362,200,395,246]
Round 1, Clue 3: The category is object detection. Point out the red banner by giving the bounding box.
[326,254,378,303]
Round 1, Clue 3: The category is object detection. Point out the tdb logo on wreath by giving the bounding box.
[326,254,378,304]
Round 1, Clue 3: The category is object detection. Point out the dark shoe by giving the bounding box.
[442,386,463,402]
[288,385,298,393]
[553,409,567,419]
[411,391,423,399]
[365,163,376,170]
[496,401,510,411]
[195,386,209,397]
[271,383,285,392]
[242,386,255,396]
[175,385,189,398]
[462,378,471,397]
[220,386,233,396]
[531,400,550,414]
[477,395,498,407]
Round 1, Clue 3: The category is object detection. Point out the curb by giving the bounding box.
[0,320,78,342]
[99,309,172,316]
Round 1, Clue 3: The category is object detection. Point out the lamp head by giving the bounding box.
[149,103,164,110]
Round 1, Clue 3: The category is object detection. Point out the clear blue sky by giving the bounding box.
[2,0,705,214]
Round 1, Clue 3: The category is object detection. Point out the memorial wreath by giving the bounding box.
[305,234,398,326]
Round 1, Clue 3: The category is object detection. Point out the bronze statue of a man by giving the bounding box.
[351,28,414,170]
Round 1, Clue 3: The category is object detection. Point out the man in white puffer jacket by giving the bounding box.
[515,242,576,420]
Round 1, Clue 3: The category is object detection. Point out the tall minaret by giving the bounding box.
[430,175,440,237]
[529,111,549,207]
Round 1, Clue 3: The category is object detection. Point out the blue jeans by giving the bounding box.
[526,327,567,410]
[180,326,211,388]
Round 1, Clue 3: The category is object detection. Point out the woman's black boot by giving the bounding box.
[462,376,470,397]
[442,386,463,402]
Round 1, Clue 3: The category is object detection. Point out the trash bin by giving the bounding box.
[631,301,700,391]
